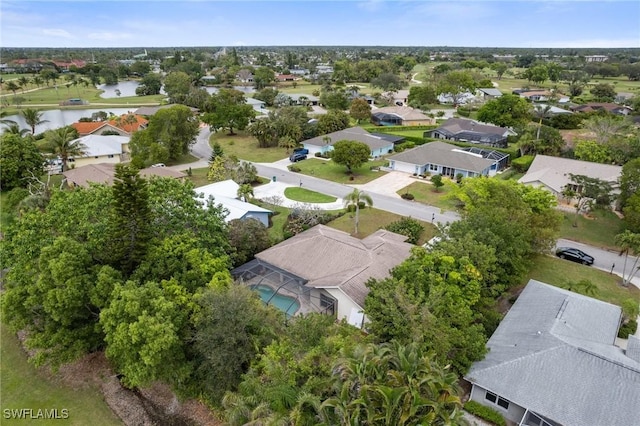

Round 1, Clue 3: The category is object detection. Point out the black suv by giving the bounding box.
[555,247,594,266]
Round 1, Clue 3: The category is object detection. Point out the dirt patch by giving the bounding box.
[559,129,594,148]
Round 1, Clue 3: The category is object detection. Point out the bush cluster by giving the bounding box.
[463,401,507,426]
[618,319,638,339]
[511,155,535,173]
[288,165,301,172]
[401,193,415,200]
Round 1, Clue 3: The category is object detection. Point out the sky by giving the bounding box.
[1,1,639,49]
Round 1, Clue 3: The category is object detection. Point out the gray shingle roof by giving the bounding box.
[466,280,640,426]
[518,155,622,193]
[254,225,413,307]
[389,141,495,173]
[432,117,513,137]
[302,126,396,151]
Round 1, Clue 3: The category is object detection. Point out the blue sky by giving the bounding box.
[2,1,639,48]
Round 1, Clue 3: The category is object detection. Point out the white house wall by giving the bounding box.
[470,384,527,425]
[323,288,366,328]
[72,155,120,168]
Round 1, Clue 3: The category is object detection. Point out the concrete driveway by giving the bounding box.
[352,171,430,198]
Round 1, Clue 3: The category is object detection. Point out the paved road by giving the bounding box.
[556,238,640,287]
[253,163,460,225]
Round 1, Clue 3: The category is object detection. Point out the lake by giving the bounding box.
[2,108,133,134]
[96,81,255,99]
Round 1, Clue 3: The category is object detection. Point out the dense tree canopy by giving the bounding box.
[202,88,255,135]
[0,133,44,191]
[476,94,532,129]
[331,140,371,173]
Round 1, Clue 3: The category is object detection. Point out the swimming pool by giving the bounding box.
[253,285,300,316]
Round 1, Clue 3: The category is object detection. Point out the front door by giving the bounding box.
[442,167,455,178]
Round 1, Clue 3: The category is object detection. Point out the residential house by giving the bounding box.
[426,117,516,148]
[194,180,272,227]
[437,91,476,105]
[276,74,297,82]
[514,89,570,104]
[246,97,267,115]
[518,155,622,198]
[289,93,320,106]
[570,102,633,116]
[65,135,130,169]
[476,88,503,100]
[465,279,640,426]
[533,103,573,116]
[381,90,410,106]
[371,106,434,127]
[71,121,127,136]
[584,55,609,62]
[388,141,508,178]
[301,126,402,158]
[232,225,414,327]
[108,113,148,134]
[63,163,186,188]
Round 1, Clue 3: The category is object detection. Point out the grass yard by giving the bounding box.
[326,207,437,245]
[397,180,460,212]
[525,255,640,308]
[0,323,122,425]
[283,187,337,203]
[496,169,524,181]
[168,152,199,167]
[210,131,289,163]
[559,209,625,250]
[292,158,388,184]
[382,129,428,139]
[186,167,210,187]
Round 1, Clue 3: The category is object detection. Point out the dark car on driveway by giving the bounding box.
[289,152,307,162]
[555,247,594,266]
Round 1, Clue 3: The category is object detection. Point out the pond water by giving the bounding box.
[2,108,133,134]
[97,81,254,99]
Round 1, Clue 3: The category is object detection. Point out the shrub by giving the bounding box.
[5,187,30,210]
[511,155,535,173]
[618,319,638,339]
[401,193,415,200]
[384,217,424,244]
[456,173,464,184]
[314,152,322,157]
[464,401,506,426]
[288,165,301,172]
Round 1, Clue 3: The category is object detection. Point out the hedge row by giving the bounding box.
[464,401,507,426]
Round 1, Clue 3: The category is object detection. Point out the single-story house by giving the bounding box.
[381,90,410,106]
[465,279,640,426]
[371,106,434,127]
[289,93,320,106]
[514,89,570,104]
[476,88,503,100]
[533,103,573,115]
[570,102,633,116]
[246,97,267,114]
[63,163,186,188]
[276,74,297,82]
[232,225,414,327]
[437,91,476,105]
[518,155,622,198]
[388,141,509,178]
[194,180,271,227]
[425,118,516,148]
[65,135,130,168]
[301,126,401,158]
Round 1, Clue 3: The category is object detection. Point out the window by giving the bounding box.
[429,164,438,171]
[485,391,509,410]
[320,293,335,315]
[108,154,114,158]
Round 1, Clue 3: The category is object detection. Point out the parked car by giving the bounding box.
[151,163,165,168]
[289,153,307,162]
[555,247,594,266]
[293,147,309,155]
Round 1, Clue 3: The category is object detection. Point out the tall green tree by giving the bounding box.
[436,70,476,107]
[349,97,372,123]
[163,71,192,103]
[45,126,84,172]
[343,188,373,235]
[317,110,350,134]
[202,88,255,135]
[109,164,153,276]
[253,67,275,90]
[620,158,640,209]
[615,231,640,287]
[0,133,44,190]
[21,108,49,135]
[564,174,613,226]
[476,94,531,129]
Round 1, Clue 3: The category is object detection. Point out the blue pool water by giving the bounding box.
[254,285,300,316]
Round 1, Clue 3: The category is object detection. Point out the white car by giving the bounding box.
[151,163,165,168]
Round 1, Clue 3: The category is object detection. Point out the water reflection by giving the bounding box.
[2,108,133,134]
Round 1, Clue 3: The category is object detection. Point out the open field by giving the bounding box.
[559,209,624,250]
[292,157,388,184]
[525,255,640,308]
[210,131,290,163]
[1,323,122,426]
[284,187,337,203]
[326,207,437,244]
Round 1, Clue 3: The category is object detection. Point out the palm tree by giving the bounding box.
[5,81,20,97]
[32,75,43,88]
[2,122,30,137]
[0,110,17,127]
[237,183,254,201]
[278,135,297,154]
[615,230,640,287]
[343,188,373,235]
[18,76,30,93]
[533,104,552,140]
[46,127,86,172]
[21,108,49,135]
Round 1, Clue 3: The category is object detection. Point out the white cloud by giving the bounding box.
[88,32,132,41]
[42,28,72,38]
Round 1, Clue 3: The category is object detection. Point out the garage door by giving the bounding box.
[391,160,417,174]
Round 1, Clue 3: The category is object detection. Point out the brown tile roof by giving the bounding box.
[255,225,413,307]
[64,163,186,188]
[108,114,148,133]
[71,121,109,135]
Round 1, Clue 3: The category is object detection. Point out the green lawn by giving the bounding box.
[292,158,388,184]
[525,255,640,308]
[326,207,437,245]
[496,169,524,181]
[167,153,199,167]
[1,323,122,425]
[284,187,337,203]
[186,167,210,187]
[397,180,460,212]
[210,131,289,163]
[559,209,625,250]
